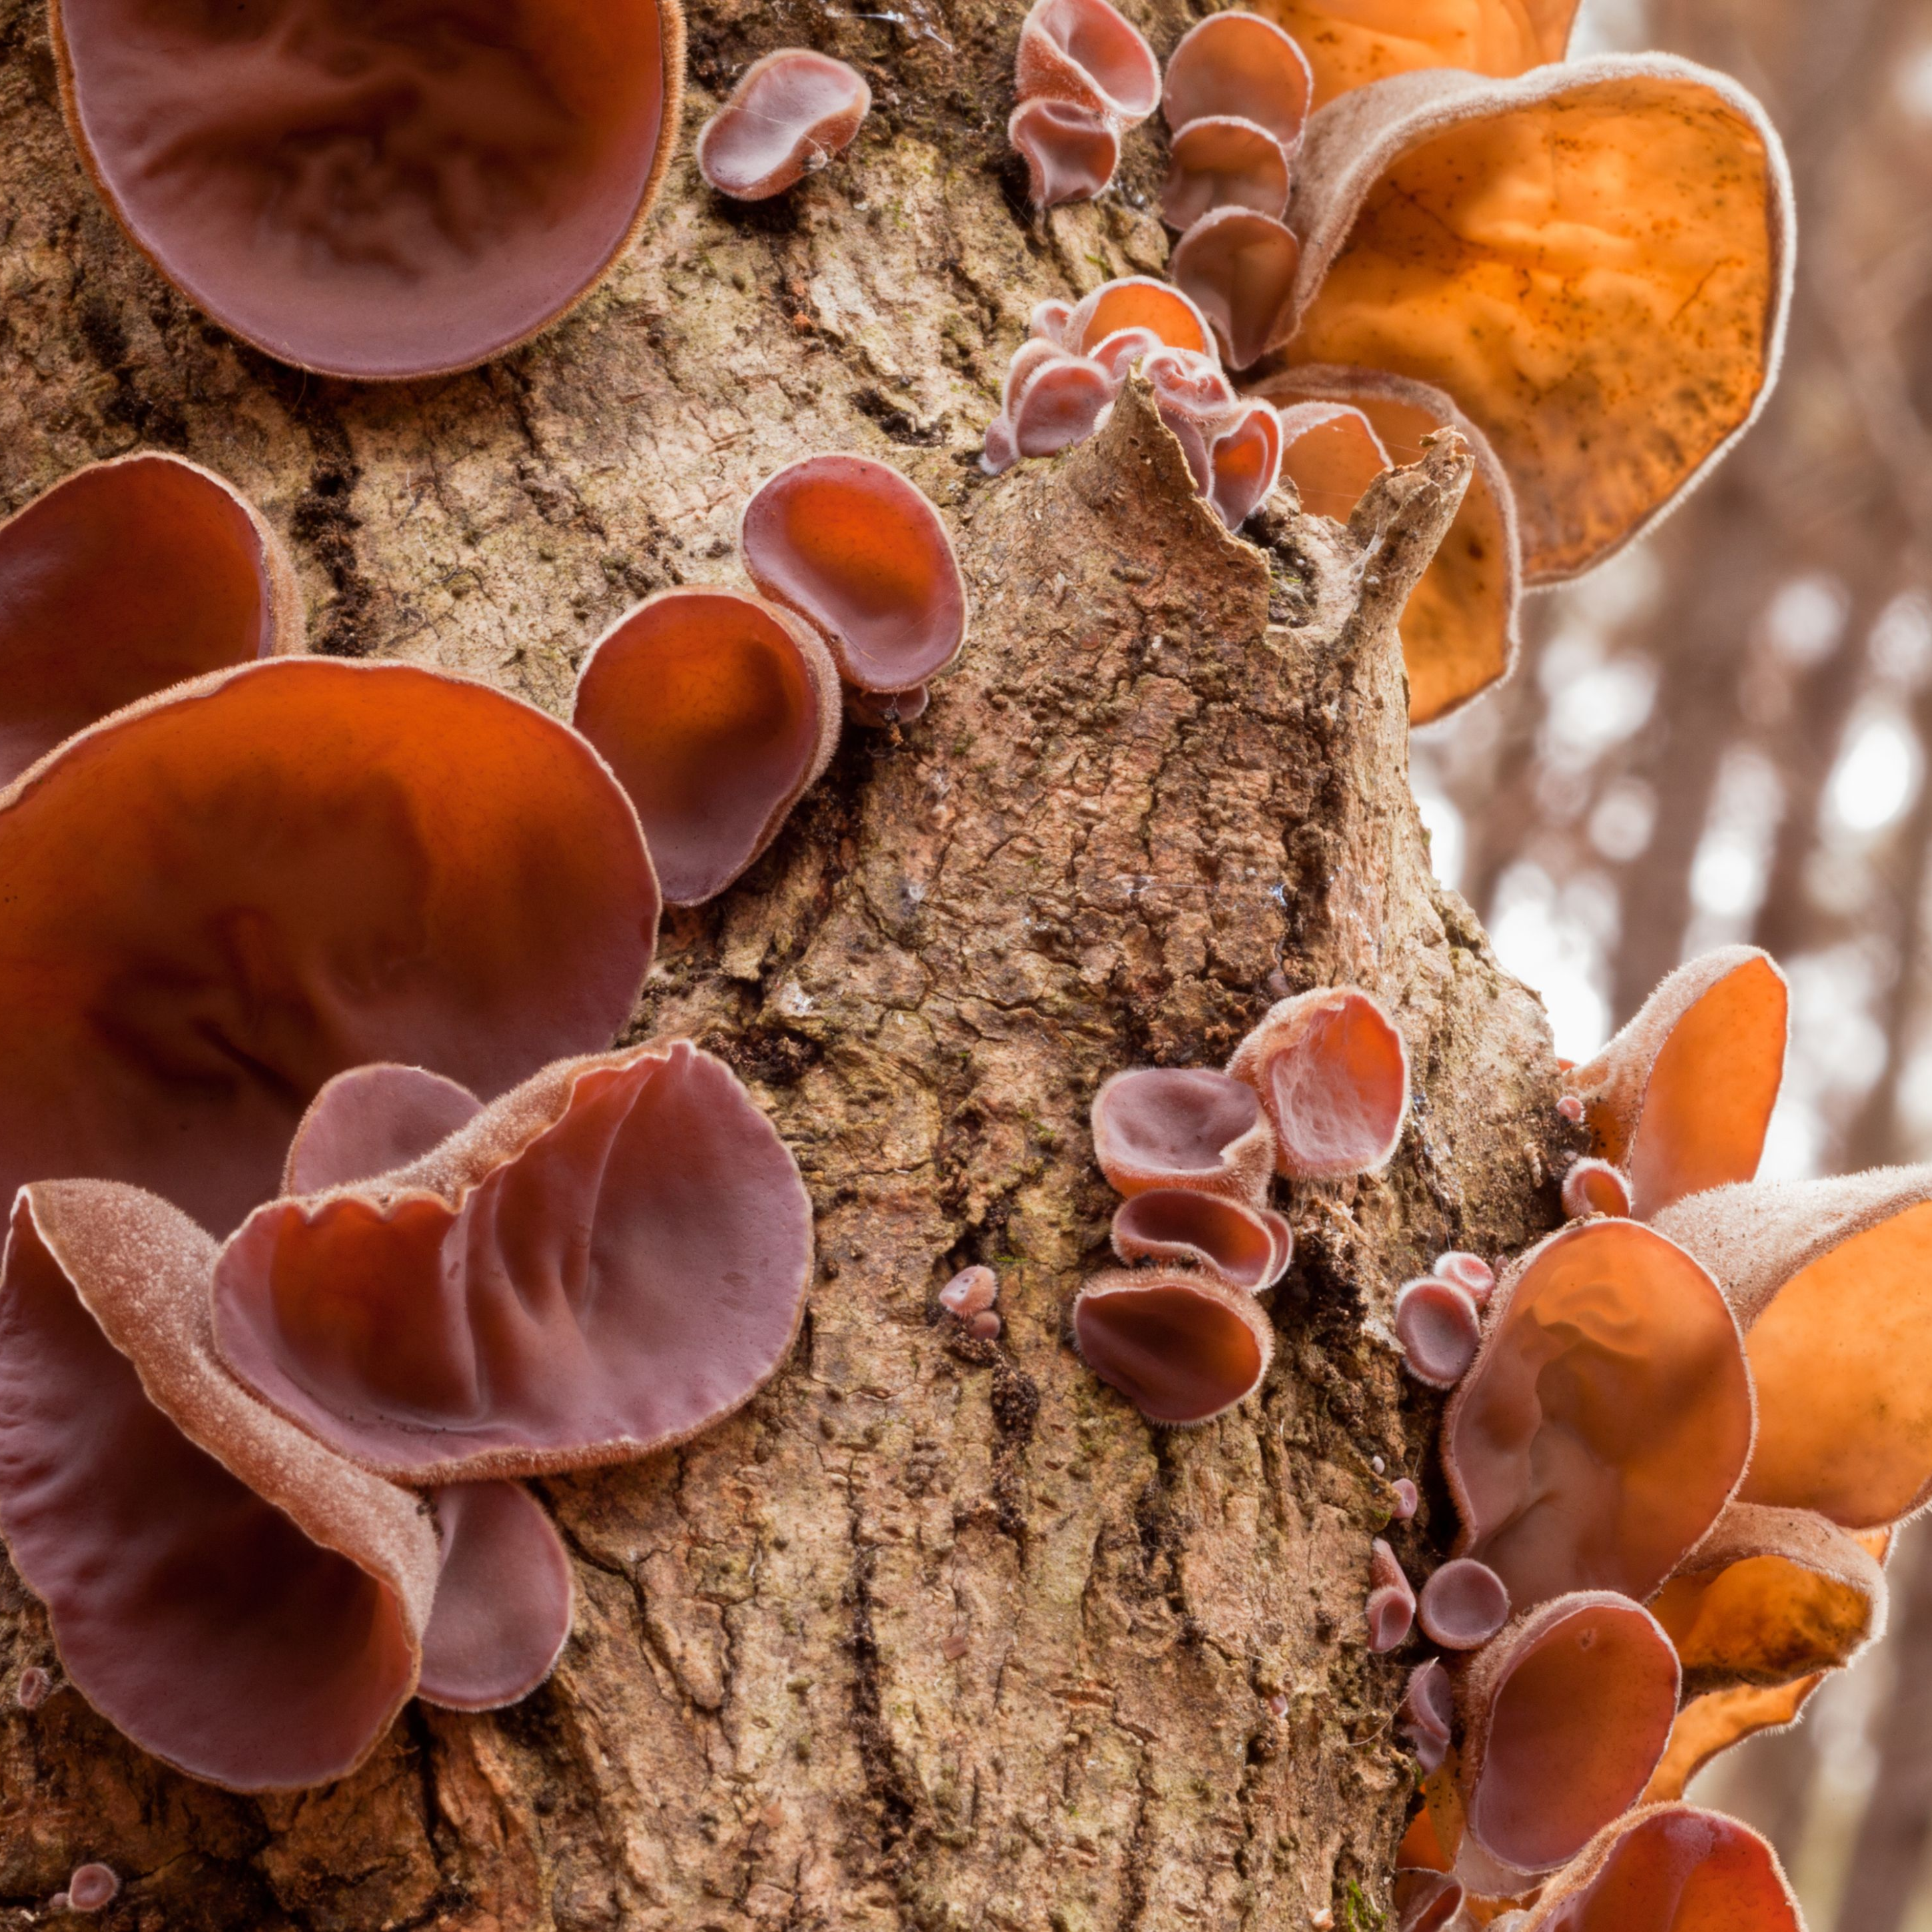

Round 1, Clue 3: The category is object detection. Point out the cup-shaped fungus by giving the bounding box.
[698,50,870,201]
[1369,1536,1416,1651]
[1282,59,1794,580]
[1565,949,1787,1221]
[1162,120,1294,231]
[1520,1804,1801,1932]
[64,1865,121,1914]
[1011,99,1121,208]
[1641,1678,1822,1807]
[1435,1252,1496,1305]
[1172,207,1302,371]
[1111,1189,1292,1290]
[0,1183,438,1789]
[0,659,658,1236]
[1442,1220,1753,1609]
[1418,1558,1511,1650]
[1395,1276,1482,1388]
[740,455,967,698]
[1400,1658,1456,1771]
[939,1264,999,1317]
[1055,277,1218,360]
[1205,400,1284,530]
[1458,1594,1681,1874]
[987,345,1119,470]
[1226,986,1410,1180]
[52,0,683,378]
[284,1065,485,1197]
[573,588,841,903]
[1090,1066,1276,1202]
[418,1480,574,1711]
[1015,0,1159,127]
[1073,1268,1274,1424]
[1272,401,1391,519]
[1562,1159,1632,1221]
[1654,1166,1932,1529]
[0,454,298,787]
[215,1040,813,1480]
[1163,13,1312,155]
[1394,1871,1465,1932]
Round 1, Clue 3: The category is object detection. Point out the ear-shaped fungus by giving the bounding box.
[0,659,658,1236]
[1255,365,1522,724]
[1642,1678,1821,1805]
[1163,13,1312,153]
[1015,0,1159,127]
[1254,0,1579,110]
[1205,401,1284,530]
[1162,119,1294,231]
[1091,1067,1276,1202]
[1011,97,1121,207]
[51,0,684,378]
[1111,1189,1292,1290]
[1418,1558,1511,1650]
[215,1040,812,1480]
[1400,1658,1456,1771]
[573,588,840,903]
[1059,277,1218,360]
[1172,207,1302,371]
[739,455,967,696]
[697,50,869,201]
[1566,949,1787,1221]
[1654,1167,1932,1528]
[1436,1252,1496,1305]
[1396,1275,1482,1388]
[0,1183,438,1789]
[1650,1504,1888,1697]
[285,1065,484,1197]
[418,1481,574,1711]
[0,454,298,787]
[992,346,1119,467]
[1520,1804,1800,1932]
[1226,987,1410,1179]
[1442,1220,1753,1608]
[1370,1536,1417,1651]
[1283,58,1794,579]
[1562,1159,1632,1222]
[1458,1594,1681,1873]
[1272,400,1391,518]
[1073,1268,1273,1424]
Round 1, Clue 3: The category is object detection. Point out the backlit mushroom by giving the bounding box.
[739,455,968,697]
[0,659,658,1236]
[1271,400,1391,519]
[1072,1267,1274,1425]
[1370,1536,1417,1651]
[1641,1678,1821,1805]
[52,0,684,378]
[1110,1188,1292,1290]
[1394,1871,1465,1932]
[0,1182,438,1790]
[214,1039,813,1480]
[1055,277,1218,360]
[1562,1159,1632,1221]
[0,453,297,787]
[573,588,841,903]
[697,49,870,201]
[1171,207,1302,371]
[1090,1066,1276,1202]
[1205,400,1284,530]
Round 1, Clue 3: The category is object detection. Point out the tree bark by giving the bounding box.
[0,1,1572,1924]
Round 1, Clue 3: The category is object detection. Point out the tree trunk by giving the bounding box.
[0,0,1572,1923]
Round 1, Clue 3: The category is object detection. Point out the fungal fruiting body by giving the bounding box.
[1368,1537,1416,1651]
[1159,13,1312,231]
[1089,1066,1275,1202]
[63,1865,121,1914]
[1072,1268,1274,1425]
[1398,1658,1454,1770]
[1416,1557,1510,1650]
[1394,1274,1482,1388]
[698,50,870,200]
[1562,1159,1632,1221]
[939,1264,1003,1342]
[52,0,684,376]
[1009,0,1158,205]
[1111,1189,1292,1290]
[1270,400,1392,519]
[1171,205,1303,372]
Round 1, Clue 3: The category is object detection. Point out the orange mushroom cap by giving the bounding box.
[1110,1188,1292,1291]
[0,1182,437,1790]
[1205,401,1284,530]
[739,454,968,694]
[1073,1267,1274,1425]
[1565,949,1788,1221]
[0,454,298,788]
[697,49,869,201]
[1272,399,1392,519]
[1642,1678,1821,1806]
[1442,1220,1753,1609]
[1171,207,1302,372]
[0,658,658,1236]
[1014,0,1160,127]
[1063,277,1218,360]
[1162,13,1312,152]
[1010,97,1122,207]
[1090,1065,1276,1203]
[52,0,684,378]
[1562,1159,1632,1222]
[573,587,841,905]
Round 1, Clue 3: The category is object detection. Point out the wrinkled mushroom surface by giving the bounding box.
[0,659,658,1236]
[697,50,869,201]
[1073,1268,1272,1425]
[52,0,684,378]
[0,454,297,787]
[1090,1066,1275,1201]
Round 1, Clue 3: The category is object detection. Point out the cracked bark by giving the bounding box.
[0,0,1573,1924]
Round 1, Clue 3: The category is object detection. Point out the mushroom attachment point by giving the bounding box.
[1171,206,1303,371]
[64,1866,121,1913]
[698,50,871,201]
[573,588,841,903]
[1434,1251,1496,1306]
[1418,1557,1512,1650]
[1111,1189,1292,1291]
[1394,1276,1482,1388]
[939,1264,999,1317]
[1368,1536,1416,1652]
[1562,1159,1632,1221]
[51,0,684,376]
[1072,1268,1273,1426]
[740,455,968,696]
[1010,97,1121,207]
[1226,986,1410,1179]
[1090,1066,1276,1202]
[1398,1657,1455,1771]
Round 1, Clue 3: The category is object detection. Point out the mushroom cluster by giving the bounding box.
[1075,986,1408,1425]
[1009,0,1160,207]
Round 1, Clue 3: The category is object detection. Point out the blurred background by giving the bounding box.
[1421,1,1932,1925]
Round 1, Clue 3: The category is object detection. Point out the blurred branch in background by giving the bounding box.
[1412,0,1932,1921]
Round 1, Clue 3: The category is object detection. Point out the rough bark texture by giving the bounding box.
[0,0,1574,1924]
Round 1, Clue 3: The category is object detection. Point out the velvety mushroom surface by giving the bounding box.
[1089,1066,1275,1201]
[0,454,296,787]
[1172,207,1302,370]
[697,51,870,201]
[1072,1268,1273,1425]
[1110,1188,1292,1290]
[285,1065,484,1197]
[51,0,683,377]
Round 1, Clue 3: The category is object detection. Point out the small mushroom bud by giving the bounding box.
[1009,97,1121,207]
[939,1265,999,1317]
[1562,1158,1632,1221]
[1015,0,1159,128]
[1557,1094,1586,1123]
[1111,1189,1292,1291]
[64,1865,120,1913]
[1161,118,1294,231]
[966,1310,1004,1342]
[1394,1276,1482,1388]
[1274,401,1393,520]
[1073,1268,1273,1425]
[1367,1536,1416,1652]
[15,1665,51,1710]
[1171,207,1302,371]
[1398,1657,1454,1771]
[1418,1558,1512,1650]
[1162,11,1313,152]
[1394,1871,1464,1932]
[698,51,871,201]
[1433,1252,1495,1306]
[1090,1066,1276,1203]
[1392,1478,1420,1521]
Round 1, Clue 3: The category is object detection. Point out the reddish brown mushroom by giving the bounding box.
[1370,1536,1417,1652]
[1015,0,1159,128]
[939,1265,999,1318]
[1418,1558,1511,1650]
[1399,1658,1456,1771]
[0,453,298,787]
[985,344,1119,471]
[1395,1276,1482,1388]
[1010,97,1121,208]
[1073,1268,1273,1425]
[51,0,684,378]
[0,658,658,1236]
[1171,206,1302,370]
[1562,1159,1632,1221]
[1226,986,1410,1180]
[418,1481,574,1711]
[284,1065,484,1197]
[1161,119,1294,231]
[1090,1066,1276,1202]
[573,588,841,901]
[1111,1189,1292,1291]
[1458,1593,1681,1874]
[1163,13,1312,153]
[697,50,870,201]
[1205,400,1284,530]
[215,1039,813,1481]
[739,455,967,696]
[0,1181,438,1789]
[1642,1678,1821,1806]
[1442,1220,1753,1609]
